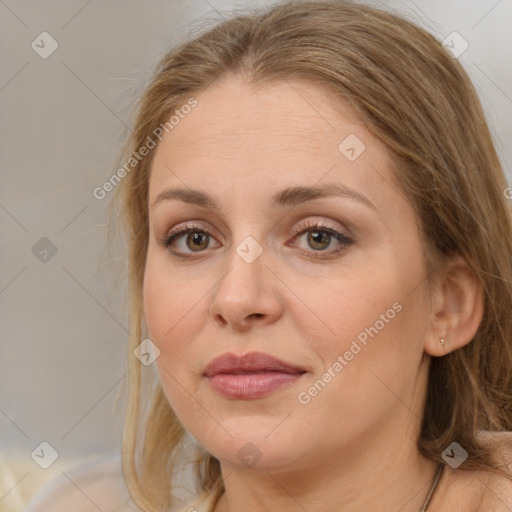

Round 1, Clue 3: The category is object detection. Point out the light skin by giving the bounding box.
[142,75,484,511]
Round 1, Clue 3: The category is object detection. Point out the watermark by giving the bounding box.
[338,133,366,161]
[441,31,469,59]
[236,236,263,263]
[237,442,263,468]
[134,338,161,366]
[93,97,198,200]
[31,441,59,469]
[32,236,58,263]
[297,301,403,405]
[31,31,59,59]
[441,441,468,468]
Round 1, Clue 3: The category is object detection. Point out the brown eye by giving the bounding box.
[306,230,332,251]
[161,220,353,259]
[185,231,209,251]
[290,220,354,258]
[162,223,220,255]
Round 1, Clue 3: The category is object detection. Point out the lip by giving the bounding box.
[203,351,307,399]
[204,351,306,377]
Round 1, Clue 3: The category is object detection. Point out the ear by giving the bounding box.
[424,254,484,357]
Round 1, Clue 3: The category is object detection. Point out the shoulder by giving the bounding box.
[433,431,512,512]
[23,454,138,512]
[477,431,512,511]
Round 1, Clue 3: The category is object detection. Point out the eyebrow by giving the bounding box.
[150,182,376,211]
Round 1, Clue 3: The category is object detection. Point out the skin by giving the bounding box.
[142,75,485,511]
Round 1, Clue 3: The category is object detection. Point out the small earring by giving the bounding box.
[440,338,445,347]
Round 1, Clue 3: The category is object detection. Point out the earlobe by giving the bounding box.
[424,328,449,358]
[424,254,484,357]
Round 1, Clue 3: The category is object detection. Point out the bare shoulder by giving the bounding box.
[477,431,512,511]
[23,455,139,512]
[431,431,512,512]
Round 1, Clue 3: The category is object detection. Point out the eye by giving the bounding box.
[161,222,219,256]
[289,219,353,257]
[159,219,354,258]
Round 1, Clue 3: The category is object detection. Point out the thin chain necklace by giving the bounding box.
[209,462,445,512]
[419,462,444,511]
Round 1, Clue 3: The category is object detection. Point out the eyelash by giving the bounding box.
[160,219,354,259]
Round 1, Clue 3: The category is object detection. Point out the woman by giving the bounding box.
[25,1,512,511]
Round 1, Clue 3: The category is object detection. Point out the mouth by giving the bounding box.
[206,370,306,399]
[203,352,307,399]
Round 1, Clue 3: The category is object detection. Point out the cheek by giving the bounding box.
[143,250,191,335]
[142,262,206,416]
[294,297,423,438]
[299,264,399,342]
[142,259,204,365]
[142,265,169,343]
[300,259,425,381]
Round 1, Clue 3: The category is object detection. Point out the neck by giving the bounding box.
[214,419,439,512]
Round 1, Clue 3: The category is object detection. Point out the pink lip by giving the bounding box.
[203,352,307,399]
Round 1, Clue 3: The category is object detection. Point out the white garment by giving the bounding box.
[22,454,216,512]
[22,454,137,512]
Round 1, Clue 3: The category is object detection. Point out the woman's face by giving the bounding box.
[143,75,434,472]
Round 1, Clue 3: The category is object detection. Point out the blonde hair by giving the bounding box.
[108,1,512,510]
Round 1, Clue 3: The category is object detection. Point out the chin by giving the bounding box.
[199,427,307,471]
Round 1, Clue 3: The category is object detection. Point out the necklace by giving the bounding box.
[419,462,444,511]
[209,462,445,512]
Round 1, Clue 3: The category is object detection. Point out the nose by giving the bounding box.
[208,242,284,331]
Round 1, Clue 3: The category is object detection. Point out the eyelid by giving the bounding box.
[159,217,354,259]
[161,221,219,254]
[292,218,346,237]
[288,218,353,256]
[164,221,213,241]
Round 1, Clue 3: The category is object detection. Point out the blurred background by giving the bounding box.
[1,0,511,510]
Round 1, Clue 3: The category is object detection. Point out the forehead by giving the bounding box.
[165,76,367,151]
[148,75,398,211]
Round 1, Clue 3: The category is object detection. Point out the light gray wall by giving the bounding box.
[1,0,510,488]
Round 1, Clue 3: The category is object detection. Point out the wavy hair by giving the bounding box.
[107,1,512,510]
